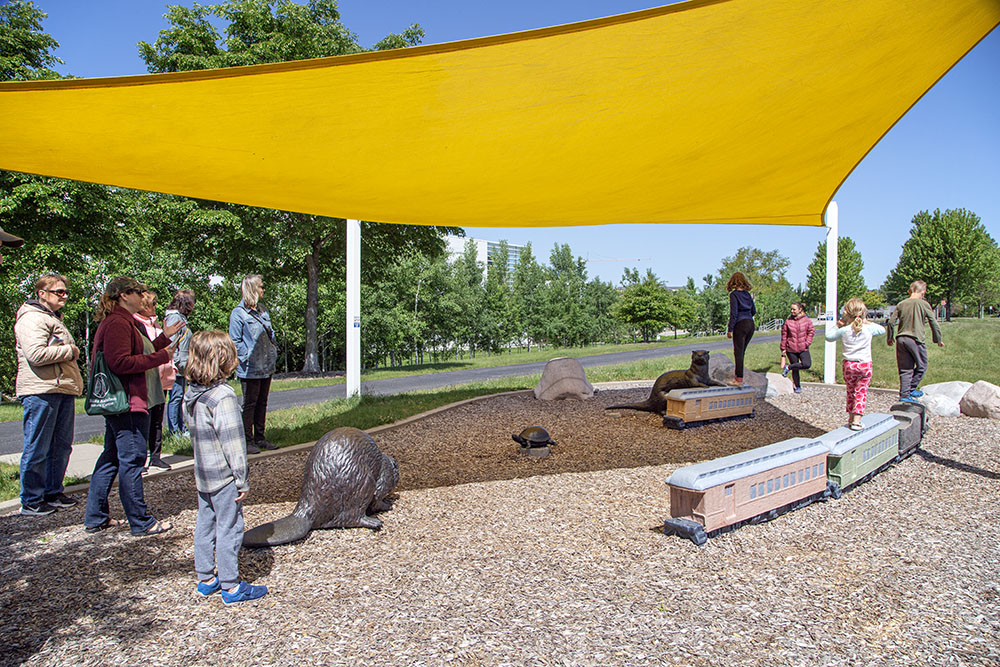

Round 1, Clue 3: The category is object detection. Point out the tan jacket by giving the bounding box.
[14,301,84,398]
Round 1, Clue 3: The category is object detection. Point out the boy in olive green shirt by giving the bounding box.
[887,280,944,401]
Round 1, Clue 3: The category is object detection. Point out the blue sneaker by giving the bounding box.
[909,389,924,398]
[221,580,268,605]
[793,387,802,394]
[781,367,790,378]
[900,396,919,404]
[197,576,221,596]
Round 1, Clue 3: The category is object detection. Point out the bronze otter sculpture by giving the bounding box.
[243,427,399,547]
[605,350,725,415]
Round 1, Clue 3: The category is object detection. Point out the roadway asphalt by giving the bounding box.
[0,333,779,455]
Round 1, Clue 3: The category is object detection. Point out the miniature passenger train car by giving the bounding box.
[816,414,899,492]
[662,410,925,545]
[662,437,836,545]
[661,386,756,429]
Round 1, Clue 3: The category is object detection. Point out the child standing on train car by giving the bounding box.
[825,298,885,431]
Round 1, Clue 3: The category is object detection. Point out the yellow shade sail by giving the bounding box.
[1,0,997,227]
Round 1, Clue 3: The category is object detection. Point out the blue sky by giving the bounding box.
[29,0,1000,290]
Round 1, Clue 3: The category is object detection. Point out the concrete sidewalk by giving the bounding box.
[0,445,195,514]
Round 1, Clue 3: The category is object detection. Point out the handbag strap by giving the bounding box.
[245,306,274,339]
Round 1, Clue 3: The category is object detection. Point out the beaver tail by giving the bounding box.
[243,514,313,548]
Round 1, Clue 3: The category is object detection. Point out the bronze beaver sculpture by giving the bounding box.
[243,427,399,547]
[605,350,725,415]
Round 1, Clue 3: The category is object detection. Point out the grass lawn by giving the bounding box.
[0,336,720,423]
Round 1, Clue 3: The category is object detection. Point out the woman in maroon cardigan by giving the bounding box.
[83,277,182,536]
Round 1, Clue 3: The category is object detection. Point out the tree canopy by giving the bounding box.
[804,235,867,311]
[882,208,998,320]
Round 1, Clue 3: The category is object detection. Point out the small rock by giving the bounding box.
[765,372,795,397]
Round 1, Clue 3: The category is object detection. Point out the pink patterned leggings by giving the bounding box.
[843,360,873,416]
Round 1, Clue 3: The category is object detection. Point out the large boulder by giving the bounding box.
[918,381,972,417]
[959,380,1000,419]
[707,352,767,397]
[708,353,736,385]
[534,357,595,401]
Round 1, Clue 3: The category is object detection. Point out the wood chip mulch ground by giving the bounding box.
[1,386,998,666]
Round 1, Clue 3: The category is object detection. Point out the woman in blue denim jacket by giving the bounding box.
[228,275,278,455]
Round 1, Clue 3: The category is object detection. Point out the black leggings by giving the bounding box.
[732,318,755,379]
[240,377,272,443]
[785,350,812,388]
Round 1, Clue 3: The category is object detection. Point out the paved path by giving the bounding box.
[0,333,779,455]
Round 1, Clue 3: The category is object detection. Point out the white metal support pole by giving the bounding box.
[823,201,839,385]
[346,219,361,397]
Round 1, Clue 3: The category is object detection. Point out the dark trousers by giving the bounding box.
[896,335,928,398]
[732,318,755,379]
[786,350,812,388]
[240,377,272,443]
[146,400,165,463]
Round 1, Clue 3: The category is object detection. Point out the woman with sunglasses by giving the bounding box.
[83,277,182,536]
[14,274,84,517]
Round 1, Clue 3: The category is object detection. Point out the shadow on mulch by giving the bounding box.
[0,512,190,665]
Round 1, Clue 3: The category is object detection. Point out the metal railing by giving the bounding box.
[757,318,783,332]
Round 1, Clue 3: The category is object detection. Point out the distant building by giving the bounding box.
[445,235,526,275]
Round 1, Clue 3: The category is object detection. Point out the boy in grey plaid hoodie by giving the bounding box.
[183,331,268,605]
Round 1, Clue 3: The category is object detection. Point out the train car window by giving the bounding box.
[804,467,810,481]
[819,462,824,474]
[767,479,773,494]
[783,474,789,488]
[750,484,757,499]
[813,464,819,477]
[758,482,765,496]
[798,469,804,484]
[724,485,733,497]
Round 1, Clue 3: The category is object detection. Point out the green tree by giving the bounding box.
[862,289,886,311]
[614,271,673,343]
[804,236,867,310]
[882,208,998,320]
[0,0,64,81]
[137,0,455,371]
[483,241,516,353]
[510,243,547,350]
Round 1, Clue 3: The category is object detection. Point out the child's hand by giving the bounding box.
[235,490,248,503]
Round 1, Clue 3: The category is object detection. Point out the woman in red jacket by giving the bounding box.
[780,302,815,394]
[83,277,182,536]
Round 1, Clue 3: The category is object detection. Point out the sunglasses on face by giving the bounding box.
[44,288,69,297]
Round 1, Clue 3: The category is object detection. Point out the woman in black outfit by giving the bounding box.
[726,272,756,385]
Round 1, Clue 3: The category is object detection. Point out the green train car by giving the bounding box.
[817,413,899,492]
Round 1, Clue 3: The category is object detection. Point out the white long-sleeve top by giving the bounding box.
[825,322,886,363]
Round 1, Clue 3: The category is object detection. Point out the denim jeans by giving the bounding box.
[85,411,156,534]
[166,376,186,433]
[20,394,75,507]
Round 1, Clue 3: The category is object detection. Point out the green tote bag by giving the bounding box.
[84,349,129,416]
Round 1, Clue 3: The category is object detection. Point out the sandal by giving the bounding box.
[85,518,124,534]
[133,520,173,537]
